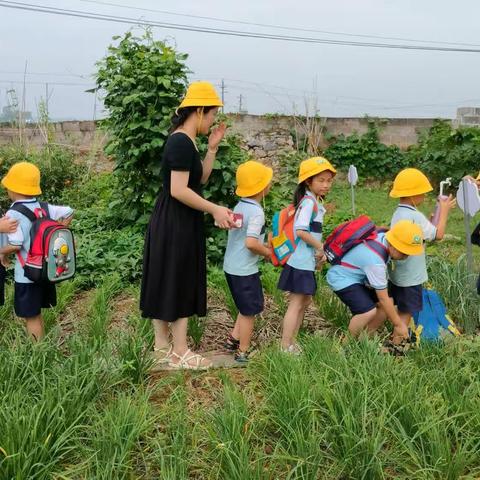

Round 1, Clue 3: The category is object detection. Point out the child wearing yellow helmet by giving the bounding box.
[327,220,424,345]
[388,168,455,327]
[277,156,336,355]
[223,160,273,363]
[0,162,74,341]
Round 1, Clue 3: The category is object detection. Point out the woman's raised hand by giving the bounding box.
[208,122,227,151]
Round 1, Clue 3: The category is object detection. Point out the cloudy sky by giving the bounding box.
[1,0,479,120]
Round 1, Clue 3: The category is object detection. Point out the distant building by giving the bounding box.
[0,106,33,123]
[456,107,480,126]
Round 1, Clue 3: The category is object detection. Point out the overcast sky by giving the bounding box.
[1,0,479,120]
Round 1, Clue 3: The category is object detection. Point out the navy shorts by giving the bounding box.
[14,282,57,318]
[334,283,379,315]
[225,272,264,316]
[277,264,317,295]
[388,282,423,314]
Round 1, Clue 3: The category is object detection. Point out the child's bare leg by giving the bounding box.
[398,311,412,327]
[293,295,312,338]
[366,306,387,334]
[25,315,44,341]
[238,313,255,352]
[230,316,241,341]
[282,293,306,348]
[348,308,377,337]
[152,319,170,350]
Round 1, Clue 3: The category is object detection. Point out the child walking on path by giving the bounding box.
[278,157,336,354]
[388,168,455,326]
[223,160,273,363]
[327,220,424,346]
[0,162,74,341]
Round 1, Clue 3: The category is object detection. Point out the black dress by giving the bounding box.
[140,132,207,321]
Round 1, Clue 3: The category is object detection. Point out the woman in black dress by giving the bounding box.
[141,81,233,370]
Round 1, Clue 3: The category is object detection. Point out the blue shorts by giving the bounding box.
[225,272,264,316]
[278,264,316,295]
[388,282,423,314]
[333,283,378,315]
[14,282,57,318]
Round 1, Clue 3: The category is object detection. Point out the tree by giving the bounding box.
[95,29,189,223]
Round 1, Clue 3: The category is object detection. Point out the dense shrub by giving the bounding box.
[323,119,407,179]
[0,145,86,210]
[406,119,480,183]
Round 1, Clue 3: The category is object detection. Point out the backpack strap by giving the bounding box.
[339,236,389,270]
[10,203,37,222]
[363,238,389,263]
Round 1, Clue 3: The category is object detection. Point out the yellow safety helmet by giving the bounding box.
[178,81,223,109]
[236,160,273,197]
[390,168,433,198]
[1,162,42,196]
[298,157,336,184]
[385,220,424,256]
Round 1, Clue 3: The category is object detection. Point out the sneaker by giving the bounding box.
[224,334,240,352]
[234,350,250,364]
[281,343,302,356]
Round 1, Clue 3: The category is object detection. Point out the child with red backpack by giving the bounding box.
[326,219,424,347]
[0,162,74,341]
[277,157,336,354]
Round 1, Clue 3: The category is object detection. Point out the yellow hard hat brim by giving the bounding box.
[1,176,42,196]
[298,165,336,184]
[236,168,273,197]
[385,230,423,256]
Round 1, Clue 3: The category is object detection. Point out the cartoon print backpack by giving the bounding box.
[323,215,388,267]
[270,196,319,267]
[409,288,460,344]
[11,202,76,283]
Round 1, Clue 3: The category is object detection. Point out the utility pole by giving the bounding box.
[45,82,49,118]
[220,79,225,109]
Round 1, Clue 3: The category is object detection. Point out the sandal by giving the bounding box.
[224,334,240,352]
[168,349,212,370]
[153,345,173,364]
[281,343,303,356]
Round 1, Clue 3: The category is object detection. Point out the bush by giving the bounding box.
[95,29,189,224]
[0,145,86,210]
[324,119,406,179]
[406,119,480,183]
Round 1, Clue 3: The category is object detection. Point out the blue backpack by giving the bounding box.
[410,288,460,344]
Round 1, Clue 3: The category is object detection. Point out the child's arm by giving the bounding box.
[375,289,409,341]
[58,214,74,227]
[0,244,21,255]
[296,230,323,251]
[435,194,456,240]
[245,237,272,258]
[0,216,19,233]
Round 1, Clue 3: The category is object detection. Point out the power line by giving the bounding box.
[79,0,480,49]
[1,1,480,53]
[0,70,90,78]
[0,79,94,86]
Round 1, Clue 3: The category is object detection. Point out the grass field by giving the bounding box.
[0,174,479,479]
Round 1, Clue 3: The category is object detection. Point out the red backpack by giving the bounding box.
[323,215,388,267]
[11,202,76,283]
[270,196,319,267]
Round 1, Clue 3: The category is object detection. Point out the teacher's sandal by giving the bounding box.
[168,349,212,370]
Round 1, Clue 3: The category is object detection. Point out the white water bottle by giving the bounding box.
[431,177,452,226]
